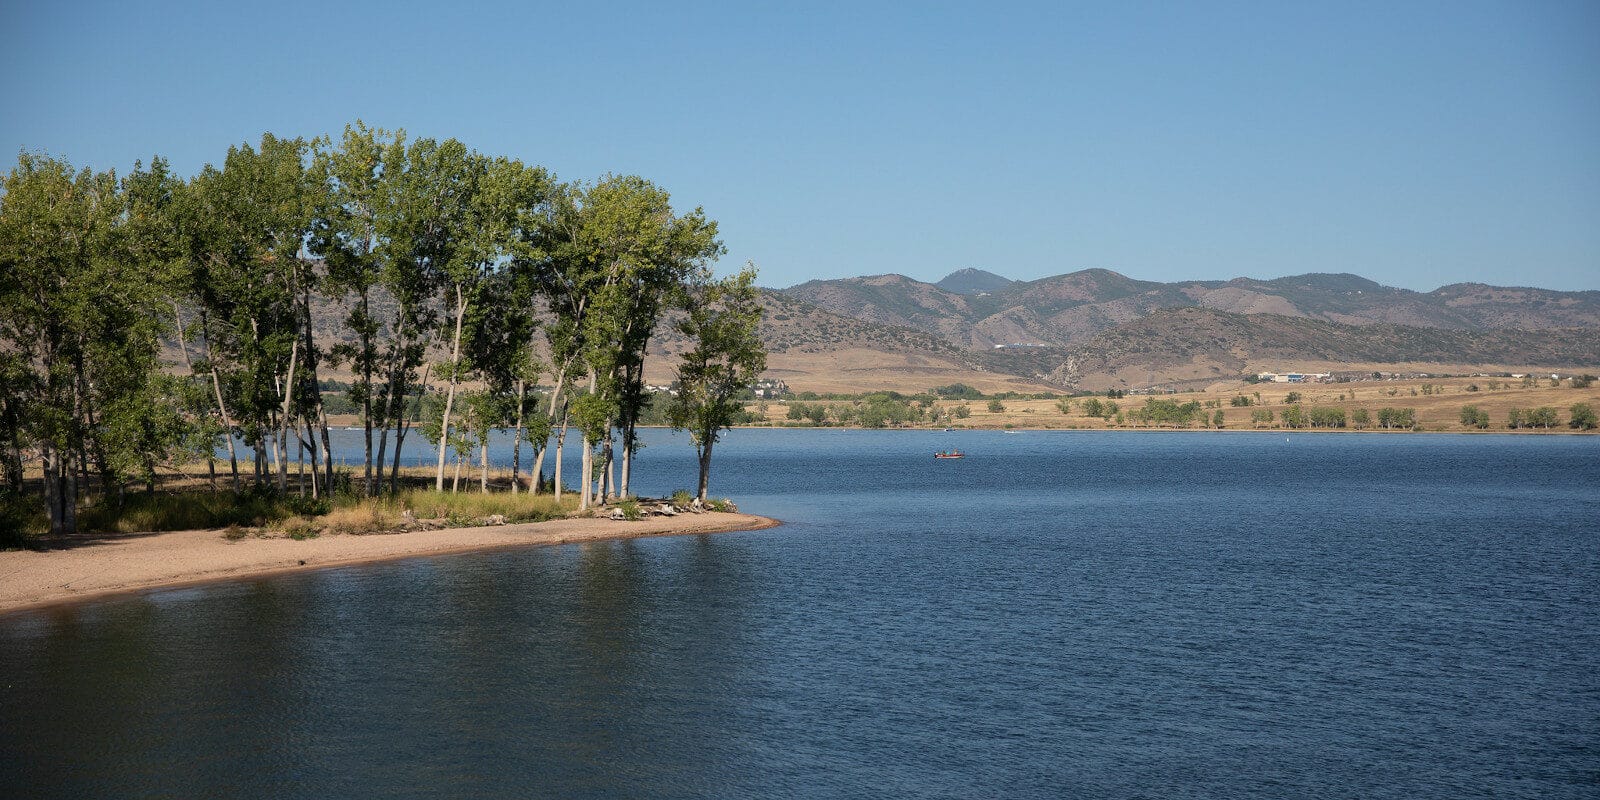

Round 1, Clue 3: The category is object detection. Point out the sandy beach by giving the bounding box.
[0,512,779,615]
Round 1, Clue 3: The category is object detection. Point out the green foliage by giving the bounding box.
[671,489,694,508]
[1569,403,1596,430]
[1377,407,1417,430]
[1459,405,1490,429]
[1282,404,1306,429]
[1250,408,1275,426]
[1526,407,1560,429]
[931,383,984,400]
[1130,398,1204,427]
[986,399,1006,413]
[1571,375,1595,389]
[1055,399,1073,414]
[1285,391,1302,404]
[669,265,766,499]
[1351,408,1371,429]
[1307,407,1346,428]
[1212,409,1226,428]
[1229,395,1253,407]
[615,498,643,520]
[953,404,971,419]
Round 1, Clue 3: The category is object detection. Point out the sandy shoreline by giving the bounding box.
[0,512,779,616]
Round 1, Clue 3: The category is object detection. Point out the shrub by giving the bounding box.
[615,498,643,520]
[1570,403,1597,430]
[986,399,1006,413]
[282,518,320,540]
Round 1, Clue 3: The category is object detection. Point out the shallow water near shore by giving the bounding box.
[3,430,1597,798]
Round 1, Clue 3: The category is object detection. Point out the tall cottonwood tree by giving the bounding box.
[313,122,409,495]
[668,265,766,503]
[0,153,173,533]
[520,175,721,505]
[182,135,323,494]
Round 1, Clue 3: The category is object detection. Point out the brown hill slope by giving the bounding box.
[1051,307,1600,391]
[781,269,1600,351]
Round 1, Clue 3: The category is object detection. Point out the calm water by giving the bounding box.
[3,430,1597,798]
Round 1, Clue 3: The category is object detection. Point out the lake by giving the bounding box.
[2,429,1597,798]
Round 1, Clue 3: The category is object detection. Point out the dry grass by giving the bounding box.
[747,376,1599,432]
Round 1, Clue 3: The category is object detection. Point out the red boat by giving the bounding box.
[934,450,964,459]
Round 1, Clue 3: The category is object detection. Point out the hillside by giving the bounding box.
[1051,307,1600,391]
[781,269,1600,351]
[935,268,1014,295]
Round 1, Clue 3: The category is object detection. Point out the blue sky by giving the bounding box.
[3,1,1596,291]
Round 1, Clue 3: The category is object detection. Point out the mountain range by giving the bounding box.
[759,269,1600,391]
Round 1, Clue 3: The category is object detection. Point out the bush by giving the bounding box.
[1570,403,1597,430]
[615,498,643,520]
[986,399,1006,413]
[931,383,984,400]
[282,518,320,540]
[671,489,694,508]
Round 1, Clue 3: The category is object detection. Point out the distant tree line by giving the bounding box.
[0,124,764,534]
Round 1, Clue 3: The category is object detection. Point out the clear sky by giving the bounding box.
[3,1,1597,291]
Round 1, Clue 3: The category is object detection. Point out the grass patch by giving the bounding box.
[13,484,577,540]
[76,488,294,535]
[615,498,643,520]
[395,491,574,526]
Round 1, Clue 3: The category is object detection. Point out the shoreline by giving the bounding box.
[0,512,780,617]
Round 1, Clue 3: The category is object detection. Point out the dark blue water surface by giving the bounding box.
[3,430,1598,798]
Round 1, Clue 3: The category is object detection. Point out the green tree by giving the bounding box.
[313,122,410,495]
[0,153,173,533]
[1459,405,1490,429]
[1527,407,1560,429]
[668,266,765,503]
[1569,403,1596,430]
[986,398,1006,413]
[1282,404,1306,429]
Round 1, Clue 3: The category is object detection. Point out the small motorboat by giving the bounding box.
[934,449,965,459]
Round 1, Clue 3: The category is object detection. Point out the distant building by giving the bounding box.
[1257,371,1331,384]
[752,378,790,399]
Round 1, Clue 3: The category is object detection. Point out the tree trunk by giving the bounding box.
[318,405,335,497]
[553,414,566,502]
[276,337,299,494]
[531,368,568,496]
[603,427,615,502]
[435,285,468,491]
[697,441,714,503]
[511,379,525,495]
[210,369,239,491]
[480,438,489,494]
[43,444,62,536]
[391,362,428,496]
[62,449,78,534]
[578,432,590,511]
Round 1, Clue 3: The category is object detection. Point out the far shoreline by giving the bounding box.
[0,512,780,618]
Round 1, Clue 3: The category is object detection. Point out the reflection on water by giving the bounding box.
[3,431,1598,798]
